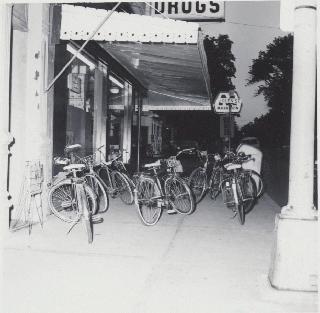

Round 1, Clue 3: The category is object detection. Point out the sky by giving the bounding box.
[199,1,288,127]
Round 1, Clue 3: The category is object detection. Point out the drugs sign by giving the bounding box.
[213,92,242,114]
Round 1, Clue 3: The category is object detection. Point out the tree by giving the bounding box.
[203,34,236,98]
[244,34,293,147]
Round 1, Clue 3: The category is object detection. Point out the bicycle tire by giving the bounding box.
[165,176,194,215]
[97,167,112,191]
[234,182,245,225]
[239,175,257,214]
[48,180,97,223]
[111,171,134,205]
[188,167,207,203]
[136,176,162,226]
[84,173,109,213]
[209,167,221,200]
[78,184,94,244]
[248,170,264,198]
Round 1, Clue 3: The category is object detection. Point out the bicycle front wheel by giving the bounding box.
[165,176,194,215]
[48,180,97,223]
[234,182,246,225]
[188,167,207,203]
[209,167,221,200]
[112,171,134,205]
[84,174,109,213]
[136,176,162,226]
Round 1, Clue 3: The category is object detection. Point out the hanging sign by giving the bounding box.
[213,91,242,114]
[151,1,225,21]
[68,73,87,110]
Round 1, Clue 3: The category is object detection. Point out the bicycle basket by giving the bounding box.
[75,154,96,168]
[166,157,183,173]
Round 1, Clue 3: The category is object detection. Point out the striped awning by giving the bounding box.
[60,4,212,110]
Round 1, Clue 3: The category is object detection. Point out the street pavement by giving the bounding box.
[1,193,318,313]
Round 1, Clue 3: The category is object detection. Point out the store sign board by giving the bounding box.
[213,92,242,114]
[151,1,225,21]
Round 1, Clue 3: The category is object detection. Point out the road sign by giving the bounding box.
[220,115,234,138]
[213,92,242,114]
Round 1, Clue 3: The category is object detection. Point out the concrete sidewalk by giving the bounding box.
[1,194,318,313]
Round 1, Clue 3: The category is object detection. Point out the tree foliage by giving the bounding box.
[243,34,293,148]
[203,34,236,98]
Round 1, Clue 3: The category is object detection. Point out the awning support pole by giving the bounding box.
[137,95,142,172]
[44,1,121,93]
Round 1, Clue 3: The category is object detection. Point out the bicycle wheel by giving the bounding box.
[84,174,109,213]
[188,167,207,203]
[248,170,264,198]
[112,171,134,205]
[79,184,94,244]
[239,174,257,214]
[48,180,97,223]
[165,176,194,215]
[235,182,245,225]
[136,176,162,226]
[97,167,112,191]
[209,167,221,200]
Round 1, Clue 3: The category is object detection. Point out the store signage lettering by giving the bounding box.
[152,1,225,20]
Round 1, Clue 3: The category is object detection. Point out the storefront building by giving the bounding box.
[1,3,212,227]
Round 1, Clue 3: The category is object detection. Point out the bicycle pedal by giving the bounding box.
[231,211,237,219]
[167,209,177,214]
[92,214,104,224]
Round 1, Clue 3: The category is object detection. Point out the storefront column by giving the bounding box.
[123,82,133,163]
[0,4,13,232]
[93,67,106,163]
[23,4,52,215]
[269,0,317,291]
[137,95,142,171]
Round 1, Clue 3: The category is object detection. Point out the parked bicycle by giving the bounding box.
[134,155,195,226]
[48,145,98,243]
[220,152,257,225]
[189,150,264,204]
[95,146,134,205]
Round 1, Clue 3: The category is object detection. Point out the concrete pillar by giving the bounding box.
[269,0,318,291]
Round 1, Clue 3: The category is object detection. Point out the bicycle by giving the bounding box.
[134,155,195,226]
[96,146,134,205]
[189,151,264,203]
[48,161,97,243]
[220,152,257,225]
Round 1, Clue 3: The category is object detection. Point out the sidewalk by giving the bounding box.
[1,194,318,313]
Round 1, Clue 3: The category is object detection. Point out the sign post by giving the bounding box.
[213,91,242,151]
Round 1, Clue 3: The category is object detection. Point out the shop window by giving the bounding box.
[106,73,126,160]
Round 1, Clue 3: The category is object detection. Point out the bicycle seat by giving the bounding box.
[65,144,81,152]
[63,163,85,171]
[224,163,242,171]
[144,160,161,168]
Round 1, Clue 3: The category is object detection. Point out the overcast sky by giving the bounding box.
[200,1,288,127]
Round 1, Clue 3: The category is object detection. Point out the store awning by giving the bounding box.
[60,4,212,110]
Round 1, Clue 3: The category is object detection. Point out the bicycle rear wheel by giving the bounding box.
[165,176,194,215]
[136,176,162,226]
[48,180,96,223]
[112,171,134,204]
[84,174,109,213]
[234,183,245,225]
[188,167,207,203]
[248,170,264,198]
